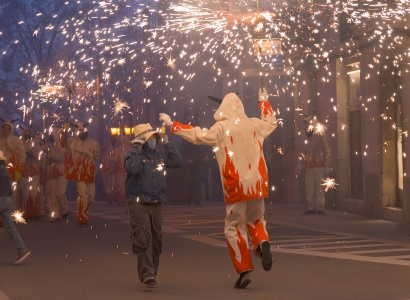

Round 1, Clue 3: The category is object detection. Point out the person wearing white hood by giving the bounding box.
[65,122,100,226]
[16,127,42,220]
[159,88,277,289]
[45,126,70,221]
[0,119,26,227]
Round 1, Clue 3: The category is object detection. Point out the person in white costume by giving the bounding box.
[15,127,42,219]
[46,127,70,221]
[297,114,331,215]
[159,88,277,289]
[64,122,100,226]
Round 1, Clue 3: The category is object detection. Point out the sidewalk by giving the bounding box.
[264,201,410,247]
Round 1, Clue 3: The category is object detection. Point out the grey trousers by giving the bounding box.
[127,201,163,282]
[0,196,28,254]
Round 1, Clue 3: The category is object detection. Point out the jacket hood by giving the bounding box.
[213,93,245,122]
[1,119,15,136]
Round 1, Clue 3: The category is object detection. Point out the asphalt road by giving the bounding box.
[1,200,410,300]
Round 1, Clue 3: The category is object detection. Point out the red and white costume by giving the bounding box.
[17,129,41,219]
[0,120,26,183]
[169,92,277,274]
[47,127,70,219]
[65,122,100,225]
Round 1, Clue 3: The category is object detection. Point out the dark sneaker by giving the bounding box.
[62,211,69,220]
[79,222,88,227]
[303,210,315,215]
[143,277,157,288]
[261,241,272,271]
[316,210,325,215]
[15,251,31,265]
[234,271,251,289]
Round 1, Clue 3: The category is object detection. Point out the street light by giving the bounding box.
[124,126,134,136]
[110,126,120,136]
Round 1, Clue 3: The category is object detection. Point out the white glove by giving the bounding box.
[259,88,269,102]
[159,113,173,127]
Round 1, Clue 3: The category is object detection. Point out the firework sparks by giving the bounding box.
[11,210,27,224]
[112,98,129,116]
[321,177,338,192]
[314,122,327,135]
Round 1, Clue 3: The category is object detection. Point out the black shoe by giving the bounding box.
[62,211,69,220]
[303,210,315,215]
[15,251,31,265]
[316,210,325,215]
[260,241,272,271]
[143,277,158,288]
[79,222,88,227]
[234,271,251,289]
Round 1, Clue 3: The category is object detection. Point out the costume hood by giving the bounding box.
[1,119,16,136]
[213,93,245,122]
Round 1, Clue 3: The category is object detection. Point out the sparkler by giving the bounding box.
[11,210,27,224]
[112,98,129,116]
[321,177,339,192]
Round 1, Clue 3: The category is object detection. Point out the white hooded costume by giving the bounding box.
[46,127,70,219]
[164,92,277,274]
[65,122,100,226]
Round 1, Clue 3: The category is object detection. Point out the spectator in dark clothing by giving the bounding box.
[179,139,210,206]
[124,123,182,288]
[0,149,31,265]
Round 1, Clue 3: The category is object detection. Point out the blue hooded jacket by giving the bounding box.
[124,140,182,203]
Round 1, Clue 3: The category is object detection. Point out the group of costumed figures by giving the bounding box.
[0,85,331,288]
[0,120,131,226]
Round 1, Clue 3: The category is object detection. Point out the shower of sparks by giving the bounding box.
[11,210,27,224]
[321,177,339,192]
[112,98,129,116]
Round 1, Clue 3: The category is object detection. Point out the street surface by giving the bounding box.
[1,200,410,300]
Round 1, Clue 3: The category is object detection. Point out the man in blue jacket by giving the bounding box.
[124,123,182,288]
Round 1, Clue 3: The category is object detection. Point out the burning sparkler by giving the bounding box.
[321,177,338,192]
[11,210,27,224]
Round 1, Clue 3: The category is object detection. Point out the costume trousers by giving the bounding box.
[20,175,40,219]
[102,172,115,203]
[40,179,52,215]
[127,202,162,282]
[0,196,28,253]
[305,167,325,211]
[225,198,269,274]
[76,181,95,224]
[49,176,69,218]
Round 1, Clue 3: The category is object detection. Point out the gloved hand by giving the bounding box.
[325,166,331,176]
[63,122,70,130]
[161,135,169,145]
[15,171,22,181]
[159,113,173,127]
[259,88,269,102]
